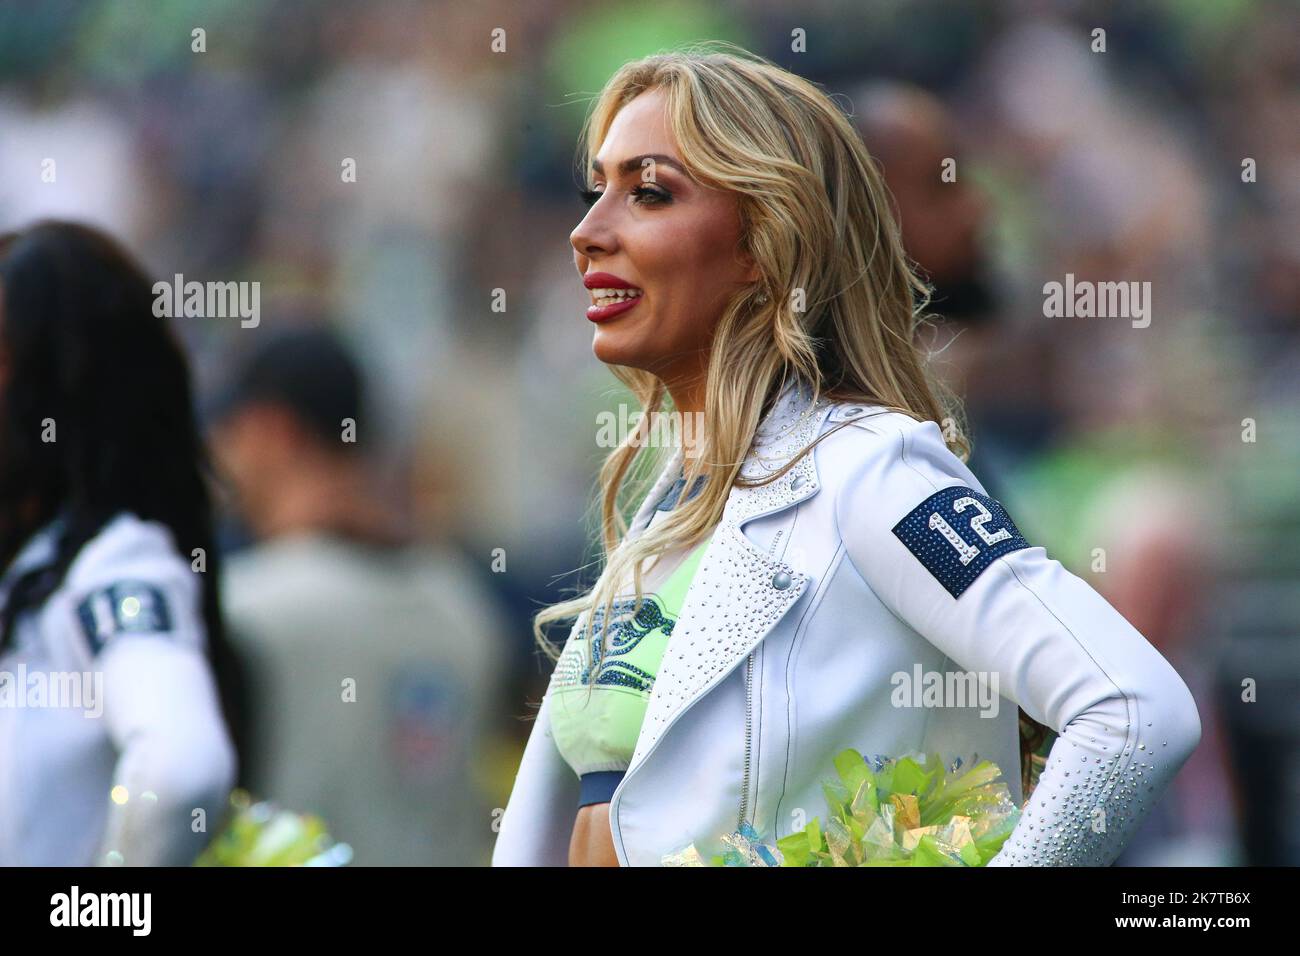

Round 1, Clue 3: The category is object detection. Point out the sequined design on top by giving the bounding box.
[578,595,675,692]
[548,535,711,781]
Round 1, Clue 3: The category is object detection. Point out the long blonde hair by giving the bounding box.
[535,41,968,691]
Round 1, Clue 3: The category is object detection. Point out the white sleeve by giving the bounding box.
[94,636,236,866]
[833,414,1201,866]
[66,525,236,867]
[492,689,579,866]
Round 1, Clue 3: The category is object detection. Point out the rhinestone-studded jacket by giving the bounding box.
[493,380,1202,866]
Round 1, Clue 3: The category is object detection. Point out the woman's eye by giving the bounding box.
[577,185,672,208]
[631,185,671,205]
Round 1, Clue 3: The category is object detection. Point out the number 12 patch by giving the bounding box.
[891,486,1030,597]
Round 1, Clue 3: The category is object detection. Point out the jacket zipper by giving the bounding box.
[739,529,784,829]
[739,649,754,830]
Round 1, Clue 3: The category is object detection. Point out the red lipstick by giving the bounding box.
[583,272,644,323]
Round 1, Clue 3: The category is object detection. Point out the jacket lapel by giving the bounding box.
[625,380,835,772]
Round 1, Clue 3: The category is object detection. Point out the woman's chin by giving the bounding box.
[590,327,644,368]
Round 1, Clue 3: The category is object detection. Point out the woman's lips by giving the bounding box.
[587,295,643,323]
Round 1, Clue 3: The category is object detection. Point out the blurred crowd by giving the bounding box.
[2,0,1296,865]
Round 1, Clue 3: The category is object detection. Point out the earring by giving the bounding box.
[755,290,769,305]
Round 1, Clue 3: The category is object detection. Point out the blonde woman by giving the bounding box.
[493,43,1201,867]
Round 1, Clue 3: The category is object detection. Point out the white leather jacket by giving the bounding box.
[493,380,1202,866]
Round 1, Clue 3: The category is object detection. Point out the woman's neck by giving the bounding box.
[662,368,706,419]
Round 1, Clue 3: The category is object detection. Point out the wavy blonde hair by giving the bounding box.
[534,41,971,709]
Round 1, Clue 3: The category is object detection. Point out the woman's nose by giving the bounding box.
[570,205,616,260]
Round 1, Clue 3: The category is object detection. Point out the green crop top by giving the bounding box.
[549,521,712,808]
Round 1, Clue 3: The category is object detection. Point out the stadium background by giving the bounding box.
[1,0,1296,865]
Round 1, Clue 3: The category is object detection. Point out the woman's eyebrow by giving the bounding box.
[591,154,688,178]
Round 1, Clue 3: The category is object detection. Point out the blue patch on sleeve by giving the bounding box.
[891,486,1030,598]
[76,581,174,655]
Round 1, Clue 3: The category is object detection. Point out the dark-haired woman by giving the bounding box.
[0,220,236,865]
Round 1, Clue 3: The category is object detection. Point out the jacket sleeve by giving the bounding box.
[492,688,580,866]
[94,635,237,866]
[64,519,235,866]
[833,414,1202,866]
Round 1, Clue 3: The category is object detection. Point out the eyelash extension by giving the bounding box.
[577,185,672,208]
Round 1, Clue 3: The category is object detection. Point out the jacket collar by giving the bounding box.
[626,377,830,537]
[622,377,836,774]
